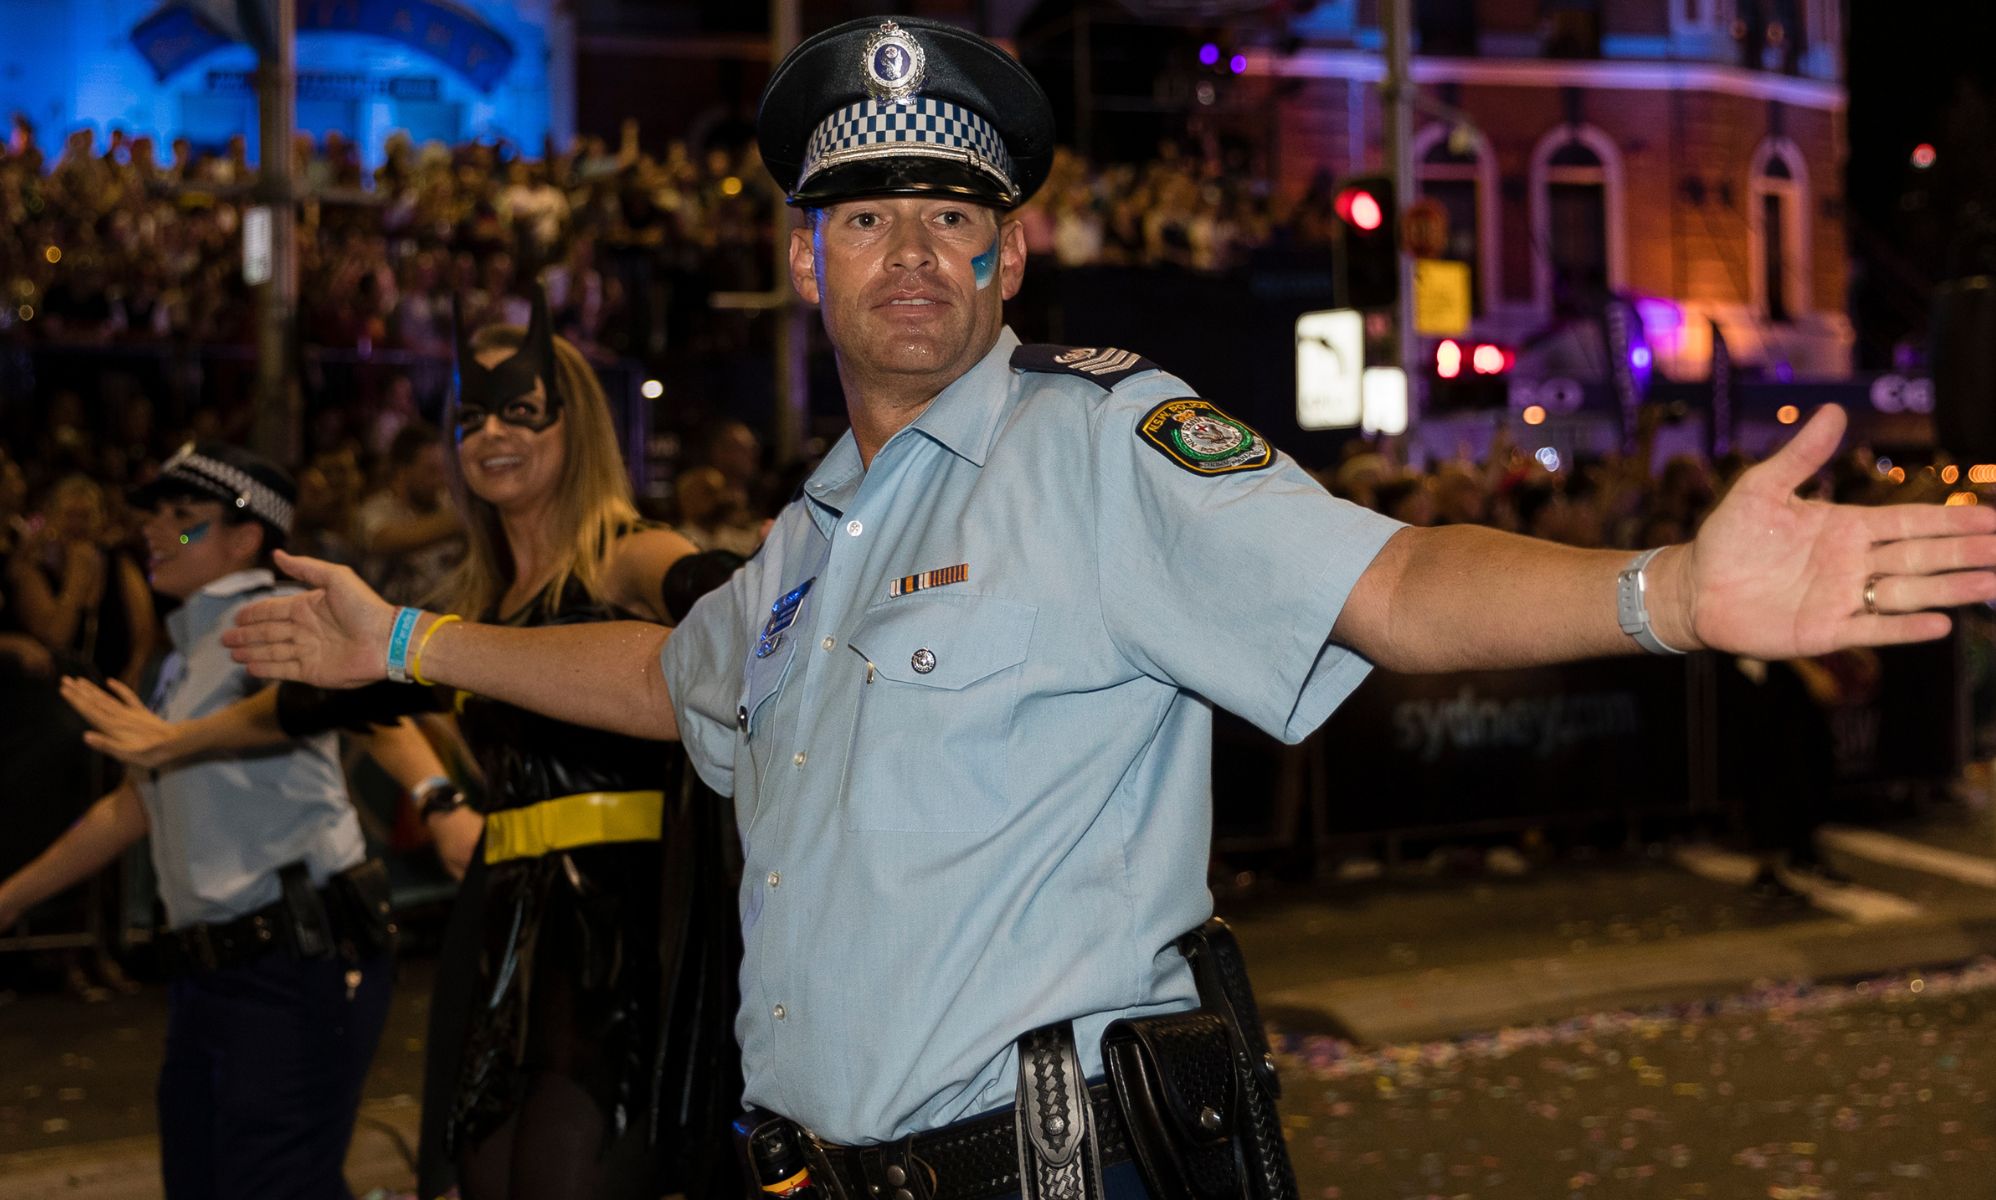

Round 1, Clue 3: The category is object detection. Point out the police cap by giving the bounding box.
[131,441,297,539]
[758,16,1056,210]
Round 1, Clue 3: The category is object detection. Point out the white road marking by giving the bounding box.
[1820,825,1996,889]
[1670,843,1925,924]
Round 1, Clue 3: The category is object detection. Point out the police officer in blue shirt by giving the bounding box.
[0,443,397,1200]
[226,16,1996,1200]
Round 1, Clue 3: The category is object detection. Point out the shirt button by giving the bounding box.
[846,519,863,537]
[793,751,807,767]
[822,636,835,651]
[767,870,781,888]
[773,1004,787,1020]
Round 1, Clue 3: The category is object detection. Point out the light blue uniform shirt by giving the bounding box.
[140,569,363,930]
[664,327,1403,1144]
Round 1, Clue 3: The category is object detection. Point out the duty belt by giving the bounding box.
[156,859,392,975]
[808,1085,1131,1200]
[483,789,665,864]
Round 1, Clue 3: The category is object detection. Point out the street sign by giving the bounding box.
[1413,259,1471,335]
[243,206,272,286]
[1362,367,1408,435]
[1295,309,1364,430]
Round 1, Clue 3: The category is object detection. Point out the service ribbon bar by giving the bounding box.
[889,563,969,598]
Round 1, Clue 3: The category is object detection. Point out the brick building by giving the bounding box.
[1245,0,1850,384]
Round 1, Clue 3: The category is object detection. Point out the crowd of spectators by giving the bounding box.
[0,119,1362,367]
[1014,145,1349,272]
[0,115,782,364]
[1315,417,1952,553]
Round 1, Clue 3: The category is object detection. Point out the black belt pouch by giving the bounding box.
[1177,920,1296,1200]
[278,861,335,959]
[327,858,399,960]
[1100,1011,1244,1200]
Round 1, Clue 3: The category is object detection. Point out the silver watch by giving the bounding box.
[1616,547,1688,656]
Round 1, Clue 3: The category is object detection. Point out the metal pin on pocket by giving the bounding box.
[848,643,877,684]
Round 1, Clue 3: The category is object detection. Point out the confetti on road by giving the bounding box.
[1277,959,1996,1200]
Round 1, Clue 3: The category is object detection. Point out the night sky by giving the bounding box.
[1845,3,1996,364]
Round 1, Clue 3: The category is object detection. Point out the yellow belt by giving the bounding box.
[483,790,666,864]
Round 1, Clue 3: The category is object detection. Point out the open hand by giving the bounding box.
[60,675,183,768]
[220,550,397,687]
[1680,405,1996,658]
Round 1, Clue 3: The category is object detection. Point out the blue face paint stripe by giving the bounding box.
[972,232,1000,290]
[178,520,212,546]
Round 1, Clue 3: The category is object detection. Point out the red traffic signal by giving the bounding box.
[1436,339,1464,379]
[1434,340,1512,378]
[1471,343,1514,375]
[1333,174,1398,309]
[1335,187,1385,233]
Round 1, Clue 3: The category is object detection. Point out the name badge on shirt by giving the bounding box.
[756,577,815,658]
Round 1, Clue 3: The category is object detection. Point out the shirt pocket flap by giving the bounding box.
[853,594,1037,690]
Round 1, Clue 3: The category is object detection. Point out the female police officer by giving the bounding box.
[0,443,398,1200]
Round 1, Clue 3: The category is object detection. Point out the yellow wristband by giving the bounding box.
[408,614,462,687]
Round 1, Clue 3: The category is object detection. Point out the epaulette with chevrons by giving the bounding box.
[1010,343,1161,389]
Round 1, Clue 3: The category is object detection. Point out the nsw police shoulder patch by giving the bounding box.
[1011,343,1159,389]
[1137,398,1273,475]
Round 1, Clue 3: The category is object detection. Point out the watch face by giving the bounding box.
[418,782,464,817]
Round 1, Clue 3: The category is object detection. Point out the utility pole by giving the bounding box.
[770,0,807,466]
[711,0,808,465]
[250,0,299,465]
[1381,0,1418,429]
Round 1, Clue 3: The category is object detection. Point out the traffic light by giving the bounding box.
[1334,174,1399,310]
[1428,338,1513,411]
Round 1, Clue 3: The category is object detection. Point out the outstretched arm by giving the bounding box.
[61,675,287,768]
[222,551,678,741]
[1335,406,1996,672]
[0,781,149,933]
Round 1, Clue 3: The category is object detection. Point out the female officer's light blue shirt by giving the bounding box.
[140,569,363,930]
[664,327,1403,1145]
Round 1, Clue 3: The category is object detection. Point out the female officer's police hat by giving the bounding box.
[131,441,297,541]
[758,16,1055,210]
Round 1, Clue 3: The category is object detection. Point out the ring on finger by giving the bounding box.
[1863,573,1884,616]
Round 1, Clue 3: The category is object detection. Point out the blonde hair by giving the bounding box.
[438,327,641,619]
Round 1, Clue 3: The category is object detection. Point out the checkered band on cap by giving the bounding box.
[799,97,1017,195]
[159,448,295,535]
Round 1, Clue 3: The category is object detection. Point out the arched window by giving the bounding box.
[1529,125,1625,318]
[1413,124,1498,315]
[1749,139,1810,322]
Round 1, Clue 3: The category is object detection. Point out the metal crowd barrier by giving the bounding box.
[1213,634,1967,867]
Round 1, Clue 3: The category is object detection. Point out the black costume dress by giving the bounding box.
[450,580,674,1156]
[277,572,742,1200]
